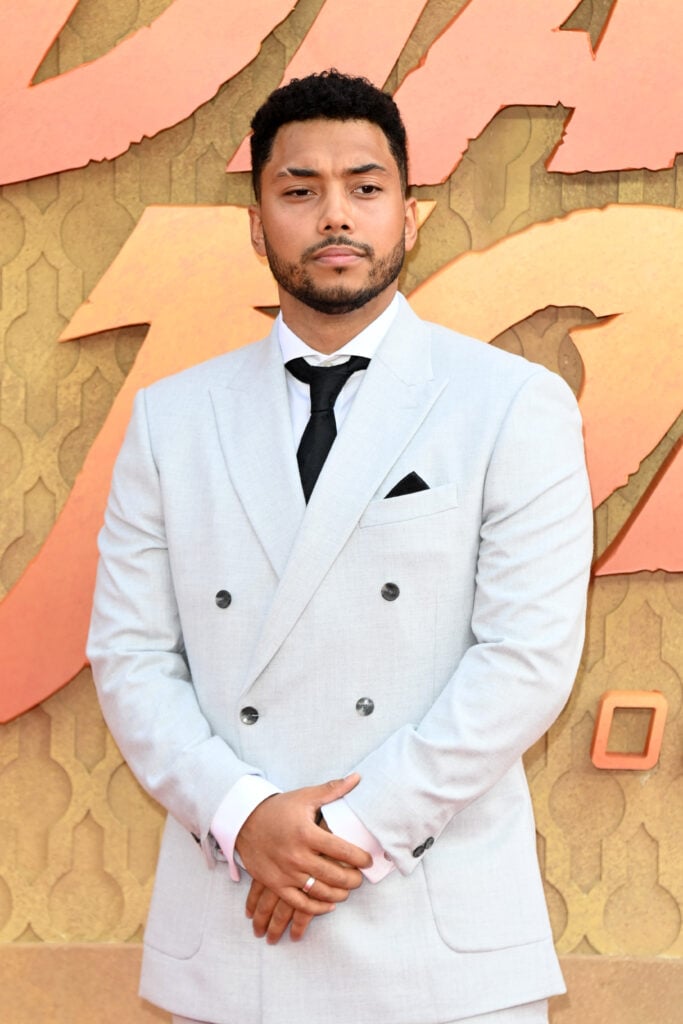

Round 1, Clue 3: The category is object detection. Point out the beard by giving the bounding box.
[263,233,405,315]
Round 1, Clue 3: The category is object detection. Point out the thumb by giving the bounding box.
[312,773,361,805]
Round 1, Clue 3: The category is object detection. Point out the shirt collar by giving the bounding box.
[277,293,401,367]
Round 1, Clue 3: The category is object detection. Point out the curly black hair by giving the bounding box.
[249,69,408,199]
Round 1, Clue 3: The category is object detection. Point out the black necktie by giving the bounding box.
[286,356,370,502]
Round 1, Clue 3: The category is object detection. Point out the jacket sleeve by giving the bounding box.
[87,389,263,867]
[343,369,594,876]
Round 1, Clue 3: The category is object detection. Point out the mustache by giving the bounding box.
[303,236,373,260]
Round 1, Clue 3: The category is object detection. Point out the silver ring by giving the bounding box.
[302,876,316,894]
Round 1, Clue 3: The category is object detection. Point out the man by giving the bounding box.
[88,71,593,1024]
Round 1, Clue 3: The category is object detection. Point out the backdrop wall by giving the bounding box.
[0,1,681,1021]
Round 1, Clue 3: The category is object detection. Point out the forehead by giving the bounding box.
[264,118,398,177]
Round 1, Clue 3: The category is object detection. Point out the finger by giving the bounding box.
[313,829,373,870]
[251,887,280,938]
[303,858,365,891]
[279,886,337,916]
[266,900,295,945]
[290,910,314,942]
[295,879,352,906]
[305,773,362,809]
[245,879,265,919]
[295,864,364,903]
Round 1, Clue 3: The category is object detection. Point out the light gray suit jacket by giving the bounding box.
[88,296,593,1024]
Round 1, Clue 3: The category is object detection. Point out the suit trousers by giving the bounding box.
[171,998,548,1024]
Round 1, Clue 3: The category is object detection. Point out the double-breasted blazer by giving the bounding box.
[88,296,593,1024]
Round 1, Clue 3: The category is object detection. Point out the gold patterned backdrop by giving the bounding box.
[0,0,681,979]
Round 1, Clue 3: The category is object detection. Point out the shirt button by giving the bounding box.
[355,697,375,716]
[381,582,400,601]
[412,844,426,858]
[423,836,435,850]
[240,706,259,725]
[215,590,232,608]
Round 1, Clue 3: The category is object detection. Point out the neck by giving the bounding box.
[279,285,398,354]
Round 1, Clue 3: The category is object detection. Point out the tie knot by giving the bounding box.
[286,356,370,412]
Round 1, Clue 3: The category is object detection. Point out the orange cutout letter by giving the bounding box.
[227,0,429,172]
[396,0,683,183]
[0,206,277,722]
[595,440,683,576]
[591,690,668,770]
[2,204,682,720]
[0,0,297,185]
[408,204,683,525]
[0,202,435,722]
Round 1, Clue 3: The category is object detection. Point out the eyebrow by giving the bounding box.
[275,162,389,179]
[347,162,388,176]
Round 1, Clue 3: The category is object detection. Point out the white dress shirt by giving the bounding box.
[210,296,402,884]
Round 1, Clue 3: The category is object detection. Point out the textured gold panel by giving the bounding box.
[528,572,683,957]
[0,0,681,995]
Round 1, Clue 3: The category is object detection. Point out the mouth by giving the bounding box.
[310,245,367,267]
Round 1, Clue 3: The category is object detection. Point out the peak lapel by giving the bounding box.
[209,330,305,579]
[243,301,448,692]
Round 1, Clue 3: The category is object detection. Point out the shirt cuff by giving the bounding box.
[210,775,282,881]
[322,797,395,884]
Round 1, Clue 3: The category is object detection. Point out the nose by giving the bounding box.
[318,185,354,234]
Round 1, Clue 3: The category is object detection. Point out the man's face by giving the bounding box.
[249,118,417,317]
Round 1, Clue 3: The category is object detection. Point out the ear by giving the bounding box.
[403,196,418,254]
[248,205,266,257]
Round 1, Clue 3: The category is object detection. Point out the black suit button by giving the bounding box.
[355,697,375,716]
[412,844,426,858]
[381,582,400,601]
[240,706,259,725]
[215,590,232,608]
[424,836,434,850]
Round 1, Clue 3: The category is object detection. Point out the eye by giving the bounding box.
[355,184,381,195]
[284,186,314,198]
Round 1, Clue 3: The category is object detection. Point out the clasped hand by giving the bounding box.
[235,773,371,944]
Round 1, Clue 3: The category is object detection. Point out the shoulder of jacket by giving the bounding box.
[418,317,578,412]
[424,319,535,378]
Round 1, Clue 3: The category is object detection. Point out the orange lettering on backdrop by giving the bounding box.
[408,204,683,520]
[1,5,682,725]
[4,1,683,185]
[0,0,77,93]
[595,440,683,576]
[0,203,679,721]
[590,690,669,771]
[227,0,429,172]
[396,0,683,183]
[0,207,277,723]
[0,0,297,185]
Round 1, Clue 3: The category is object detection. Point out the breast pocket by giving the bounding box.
[360,482,459,528]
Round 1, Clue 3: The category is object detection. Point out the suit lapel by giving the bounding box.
[209,328,305,579]
[242,300,448,692]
